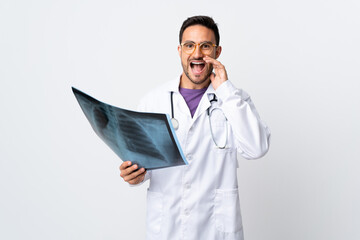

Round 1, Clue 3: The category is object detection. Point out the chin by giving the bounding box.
[189,70,212,86]
[190,76,208,85]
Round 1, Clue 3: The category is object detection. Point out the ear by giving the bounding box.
[178,45,181,57]
[215,46,222,59]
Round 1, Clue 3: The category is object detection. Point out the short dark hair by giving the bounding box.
[179,15,220,45]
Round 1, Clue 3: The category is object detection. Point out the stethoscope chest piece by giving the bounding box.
[171,118,179,130]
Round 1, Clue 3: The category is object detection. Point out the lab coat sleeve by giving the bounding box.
[215,80,271,159]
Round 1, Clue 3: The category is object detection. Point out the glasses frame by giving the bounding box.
[180,41,217,55]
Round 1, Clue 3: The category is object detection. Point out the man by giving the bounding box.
[119,16,270,240]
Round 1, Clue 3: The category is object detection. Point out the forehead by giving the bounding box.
[181,25,216,43]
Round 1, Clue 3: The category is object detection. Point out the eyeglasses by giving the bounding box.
[180,41,217,55]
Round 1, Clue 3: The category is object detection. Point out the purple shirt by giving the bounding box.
[179,87,207,117]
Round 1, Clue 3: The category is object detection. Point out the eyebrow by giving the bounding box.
[183,41,213,44]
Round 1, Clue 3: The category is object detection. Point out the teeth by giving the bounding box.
[192,62,204,65]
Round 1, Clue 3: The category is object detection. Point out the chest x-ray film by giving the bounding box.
[72,87,187,170]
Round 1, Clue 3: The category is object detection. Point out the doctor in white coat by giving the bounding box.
[120,16,270,240]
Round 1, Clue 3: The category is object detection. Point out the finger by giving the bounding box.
[119,161,132,171]
[120,163,139,178]
[128,173,146,185]
[203,55,215,61]
[205,58,227,80]
[209,72,216,82]
[203,56,222,68]
[124,168,146,182]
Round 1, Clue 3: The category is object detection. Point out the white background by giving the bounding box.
[1,0,359,239]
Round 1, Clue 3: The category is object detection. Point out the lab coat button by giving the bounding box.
[185,184,191,189]
[186,154,192,160]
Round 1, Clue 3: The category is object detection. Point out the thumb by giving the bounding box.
[209,72,216,82]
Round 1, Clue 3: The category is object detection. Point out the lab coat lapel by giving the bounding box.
[192,83,216,121]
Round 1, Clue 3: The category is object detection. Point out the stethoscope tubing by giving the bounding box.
[170,91,180,130]
[170,91,175,120]
[170,91,227,149]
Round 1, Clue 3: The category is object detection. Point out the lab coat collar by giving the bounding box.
[205,82,216,95]
[166,76,182,93]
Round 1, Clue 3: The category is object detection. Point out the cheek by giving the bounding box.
[181,56,189,65]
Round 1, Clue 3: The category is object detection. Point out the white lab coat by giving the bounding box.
[137,77,270,240]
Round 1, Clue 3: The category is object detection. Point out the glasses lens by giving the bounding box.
[200,42,214,55]
[183,42,195,54]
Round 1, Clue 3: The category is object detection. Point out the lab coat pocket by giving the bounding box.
[146,189,163,235]
[214,188,242,233]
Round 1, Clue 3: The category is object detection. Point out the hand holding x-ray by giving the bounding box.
[119,161,146,185]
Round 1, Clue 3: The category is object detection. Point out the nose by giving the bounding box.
[192,44,203,58]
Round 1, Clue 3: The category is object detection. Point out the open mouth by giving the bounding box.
[190,60,206,75]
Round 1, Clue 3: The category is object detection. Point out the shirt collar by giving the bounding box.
[166,74,216,95]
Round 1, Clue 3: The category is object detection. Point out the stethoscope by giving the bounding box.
[170,91,228,149]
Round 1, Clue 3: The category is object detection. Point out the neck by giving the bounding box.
[180,73,210,89]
